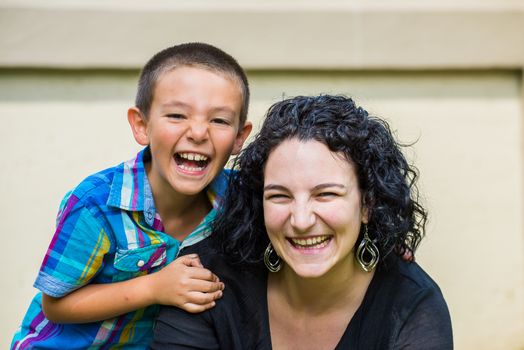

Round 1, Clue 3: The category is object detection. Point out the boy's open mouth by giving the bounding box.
[174,152,210,172]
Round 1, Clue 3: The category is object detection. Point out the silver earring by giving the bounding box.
[264,243,282,273]
[356,225,379,272]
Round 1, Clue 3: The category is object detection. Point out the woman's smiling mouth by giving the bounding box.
[288,235,333,249]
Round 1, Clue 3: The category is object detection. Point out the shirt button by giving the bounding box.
[137,260,145,267]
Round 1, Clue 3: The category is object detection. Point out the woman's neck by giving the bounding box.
[270,258,375,314]
[267,258,376,350]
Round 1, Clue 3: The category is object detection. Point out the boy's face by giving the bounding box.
[129,66,251,199]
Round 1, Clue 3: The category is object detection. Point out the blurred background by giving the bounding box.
[1,0,523,349]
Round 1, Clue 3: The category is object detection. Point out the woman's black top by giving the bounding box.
[151,241,453,349]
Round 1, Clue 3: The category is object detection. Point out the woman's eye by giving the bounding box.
[318,192,338,198]
[265,193,289,200]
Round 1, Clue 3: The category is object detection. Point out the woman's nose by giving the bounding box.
[290,201,316,232]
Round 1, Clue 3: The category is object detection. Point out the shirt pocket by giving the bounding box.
[113,243,167,281]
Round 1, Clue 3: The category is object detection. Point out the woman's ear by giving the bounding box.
[127,107,149,146]
[361,196,370,224]
[362,206,369,224]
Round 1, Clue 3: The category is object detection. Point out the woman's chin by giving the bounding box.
[285,261,333,279]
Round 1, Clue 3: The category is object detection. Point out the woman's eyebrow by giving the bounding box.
[312,183,346,191]
[263,184,287,192]
[263,183,346,192]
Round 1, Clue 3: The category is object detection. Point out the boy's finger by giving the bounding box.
[186,290,223,305]
[189,267,221,282]
[181,301,217,314]
[187,256,204,268]
[177,254,202,266]
[189,279,225,293]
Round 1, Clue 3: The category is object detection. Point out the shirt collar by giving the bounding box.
[107,147,230,227]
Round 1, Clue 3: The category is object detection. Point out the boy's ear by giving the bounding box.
[127,107,149,146]
[232,121,253,155]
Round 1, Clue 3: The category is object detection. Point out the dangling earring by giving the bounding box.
[264,243,282,273]
[356,225,379,272]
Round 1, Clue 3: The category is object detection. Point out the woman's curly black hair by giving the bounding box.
[212,94,427,269]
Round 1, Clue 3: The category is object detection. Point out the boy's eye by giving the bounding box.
[211,118,231,125]
[167,113,186,120]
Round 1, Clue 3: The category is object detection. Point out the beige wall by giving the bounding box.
[1,1,523,349]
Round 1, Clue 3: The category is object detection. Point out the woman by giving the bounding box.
[152,95,453,349]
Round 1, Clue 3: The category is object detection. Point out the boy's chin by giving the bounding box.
[170,175,213,196]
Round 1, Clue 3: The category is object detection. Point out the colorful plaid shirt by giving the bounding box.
[12,147,229,349]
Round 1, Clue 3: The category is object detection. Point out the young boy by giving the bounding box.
[11,42,252,349]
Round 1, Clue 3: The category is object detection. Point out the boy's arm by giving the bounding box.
[42,254,224,323]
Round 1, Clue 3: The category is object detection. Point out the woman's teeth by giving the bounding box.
[290,236,331,249]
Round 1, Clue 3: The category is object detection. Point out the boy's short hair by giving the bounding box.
[135,42,249,127]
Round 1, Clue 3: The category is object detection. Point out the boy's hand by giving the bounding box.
[149,254,224,313]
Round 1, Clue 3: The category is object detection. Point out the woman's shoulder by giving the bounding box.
[183,238,267,289]
[375,259,453,348]
[154,240,270,349]
[372,259,449,318]
[394,260,444,297]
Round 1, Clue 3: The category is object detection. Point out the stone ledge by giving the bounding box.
[1,4,523,69]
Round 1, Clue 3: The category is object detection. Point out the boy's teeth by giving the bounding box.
[179,153,208,161]
[178,164,205,172]
[291,236,331,248]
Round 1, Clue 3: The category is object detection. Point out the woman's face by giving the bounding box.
[263,138,368,278]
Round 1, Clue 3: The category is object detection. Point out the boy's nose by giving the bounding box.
[290,202,316,233]
[187,121,209,143]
